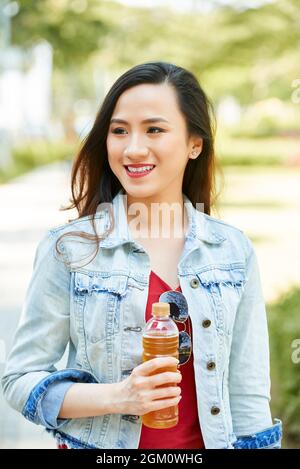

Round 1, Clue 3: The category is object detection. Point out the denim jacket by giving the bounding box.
[2,190,282,449]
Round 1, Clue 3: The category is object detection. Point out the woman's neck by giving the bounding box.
[125,193,188,240]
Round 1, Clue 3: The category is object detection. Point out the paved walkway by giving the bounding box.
[0,162,299,447]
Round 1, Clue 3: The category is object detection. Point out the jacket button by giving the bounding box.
[190,278,199,288]
[211,406,220,415]
[202,319,211,328]
[207,361,216,370]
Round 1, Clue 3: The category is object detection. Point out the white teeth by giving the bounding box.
[127,165,154,173]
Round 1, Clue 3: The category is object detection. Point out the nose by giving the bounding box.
[124,147,149,160]
[124,135,149,160]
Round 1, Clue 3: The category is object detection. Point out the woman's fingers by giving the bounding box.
[150,385,181,400]
[134,357,179,377]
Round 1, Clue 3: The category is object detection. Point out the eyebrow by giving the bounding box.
[110,117,170,125]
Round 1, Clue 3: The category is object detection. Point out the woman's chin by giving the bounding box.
[122,183,159,200]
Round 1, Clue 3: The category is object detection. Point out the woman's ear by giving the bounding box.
[189,137,203,159]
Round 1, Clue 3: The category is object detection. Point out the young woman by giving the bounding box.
[2,61,282,449]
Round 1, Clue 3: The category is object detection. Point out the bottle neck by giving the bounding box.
[152,314,170,320]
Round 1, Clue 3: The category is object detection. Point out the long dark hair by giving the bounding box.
[56,61,219,265]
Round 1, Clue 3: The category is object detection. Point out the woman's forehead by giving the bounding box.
[112,83,182,124]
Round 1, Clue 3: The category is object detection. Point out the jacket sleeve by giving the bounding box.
[38,380,75,429]
[229,236,282,448]
[1,230,98,428]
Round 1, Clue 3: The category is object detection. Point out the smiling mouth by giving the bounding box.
[124,165,156,178]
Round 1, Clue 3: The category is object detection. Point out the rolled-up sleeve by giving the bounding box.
[37,379,75,429]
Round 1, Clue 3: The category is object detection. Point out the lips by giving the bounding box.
[124,164,155,168]
[124,164,156,178]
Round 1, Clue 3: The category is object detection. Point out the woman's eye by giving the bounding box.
[148,127,164,133]
[111,128,126,134]
[111,127,164,134]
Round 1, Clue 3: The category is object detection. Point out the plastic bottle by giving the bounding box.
[142,302,179,429]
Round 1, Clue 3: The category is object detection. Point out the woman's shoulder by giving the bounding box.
[202,212,254,258]
[203,212,244,235]
[34,213,108,266]
[48,212,106,237]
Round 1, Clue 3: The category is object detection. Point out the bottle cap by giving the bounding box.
[152,302,170,317]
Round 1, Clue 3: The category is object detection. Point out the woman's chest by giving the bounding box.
[135,237,185,290]
[70,240,247,378]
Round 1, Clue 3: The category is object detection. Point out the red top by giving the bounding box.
[138,270,205,449]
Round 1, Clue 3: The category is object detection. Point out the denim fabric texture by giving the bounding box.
[233,419,282,449]
[2,189,282,449]
[39,379,75,429]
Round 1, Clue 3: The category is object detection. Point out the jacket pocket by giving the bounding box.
[73,271,128,344]
[197,264,246,336]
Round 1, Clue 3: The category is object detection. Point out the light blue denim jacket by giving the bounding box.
[2,190,282,449]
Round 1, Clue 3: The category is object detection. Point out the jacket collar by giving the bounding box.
[98,189,226,249]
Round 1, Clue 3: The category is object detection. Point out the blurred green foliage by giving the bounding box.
[268,287,300,447]
[11,0,300,105]
[216,135,299,166]
[229,101,300,138]
[0,141,75,183]
[11,0,112,68]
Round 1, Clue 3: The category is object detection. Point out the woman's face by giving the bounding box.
[106,83,202,202]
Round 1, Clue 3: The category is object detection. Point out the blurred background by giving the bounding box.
[0,0,299,448]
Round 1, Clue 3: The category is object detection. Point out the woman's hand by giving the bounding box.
[114,357,182,416]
